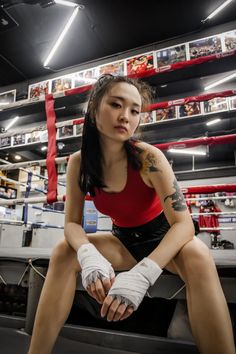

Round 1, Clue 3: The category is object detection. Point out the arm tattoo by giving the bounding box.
[143,152,162,173]
[164,179,187,211]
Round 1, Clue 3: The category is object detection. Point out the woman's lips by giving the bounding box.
[114,126,128,133]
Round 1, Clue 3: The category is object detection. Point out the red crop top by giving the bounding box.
[92,163,163,227]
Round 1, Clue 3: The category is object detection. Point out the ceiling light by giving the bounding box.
[203,0,234,21]
[168,148,207,156]
[0,102,10,106]
[5,116,19,131]
[14,155,22,160]
[206,118,221,126]
[204,72,236,91]
[41,146,48,151]
[54,0,78,7]
[44,6,79,67]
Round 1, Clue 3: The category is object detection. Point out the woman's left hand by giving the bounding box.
[100,257,162,321]
[101,294,134,322]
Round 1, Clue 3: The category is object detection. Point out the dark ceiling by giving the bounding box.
[1,0,236,86]
[0,0,236,179]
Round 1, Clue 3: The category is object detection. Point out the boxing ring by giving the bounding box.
[0,72,236,353]
[0,167,235,354]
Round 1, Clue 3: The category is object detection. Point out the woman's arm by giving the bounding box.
[64,152,115,303]
[140,143,195,268]
[64,151,89,251]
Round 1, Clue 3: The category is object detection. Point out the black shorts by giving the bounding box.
[112,212,170,262]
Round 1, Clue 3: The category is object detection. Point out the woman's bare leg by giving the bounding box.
[166,237,235,354]
[28,241,79,354]
[28,234,136,354]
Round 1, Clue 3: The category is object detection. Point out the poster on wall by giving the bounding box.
[229,95,236,110]
[189,36,222,59]
[12,133,25,146]
[0,90,16,108]
[73,69,98,88]
[203,97,228,114]
[223,30,236,51]
[99,60,125,76]
[51,75,72,94]
[156,44,187,67]
[126,53,154,75]
[139,111,155,125]
[58,125,74,138]
[156,107,177,121]
[0,136,11,148]
[178,102,201,117]
[28,80,50,100]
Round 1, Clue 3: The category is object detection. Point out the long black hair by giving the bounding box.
[79,74,153,196]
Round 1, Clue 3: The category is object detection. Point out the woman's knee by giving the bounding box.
[49,239,80,272]
[175,238,216,281]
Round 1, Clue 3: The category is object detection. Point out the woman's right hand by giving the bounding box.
[77,243,115,303]
[86,277,115,304]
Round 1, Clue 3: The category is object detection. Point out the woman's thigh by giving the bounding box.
[88,232,137,271]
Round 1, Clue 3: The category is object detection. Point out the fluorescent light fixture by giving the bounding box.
[14,155,22,160]
[5,116,19,131]
[44,6,79,67]
[54,0,78,7]
[205,0,234,20]
[41,146,48,151]
[168,148,207,156]
[204,72,236,91]
[0,102,10,106]
[206,118,221,126]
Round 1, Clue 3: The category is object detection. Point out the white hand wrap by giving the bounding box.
[77,243,115,289]
[108,257,162,311]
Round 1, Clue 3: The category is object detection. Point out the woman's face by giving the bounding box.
[94,82,142,142]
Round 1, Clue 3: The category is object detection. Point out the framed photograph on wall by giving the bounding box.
[0,185,17,199]
[203,97,228,114]
[229,95,236,110]
[73,69,97,88]
[156,107,177,121]
[26,130,41,144]
[0,136,11,148]
[99,60,125,76]
[178,102,201,118]
[28,80,50,100]
[51,75,72,94]
[156,44,187,67]
[75,123,84,136]
[58,125,74,138]
[12,133,25,146]
[126,52,154,76]
[223,30,236,51]
[139,111,155,125]
[0,89,16,108]
[189,35,222,60]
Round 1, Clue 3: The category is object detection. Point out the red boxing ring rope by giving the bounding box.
[155,134,236,151]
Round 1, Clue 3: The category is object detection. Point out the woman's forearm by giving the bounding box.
[148,221,194,269]
[64,222,90,252]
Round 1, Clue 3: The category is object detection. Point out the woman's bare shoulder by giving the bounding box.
[135,141,162,158]
[67,151,82,174]
[69,150,81,164]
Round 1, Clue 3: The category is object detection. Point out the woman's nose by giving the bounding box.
[118,109,129,122]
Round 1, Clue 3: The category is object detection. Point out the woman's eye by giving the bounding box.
[111,102,121,108]
[132,110,140,115]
